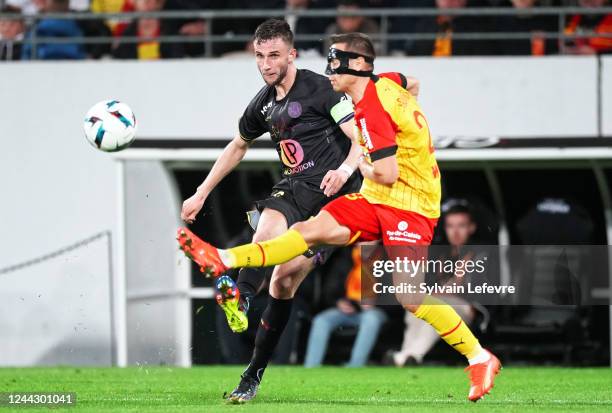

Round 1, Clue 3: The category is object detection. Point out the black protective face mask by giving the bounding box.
[325,47,374,77]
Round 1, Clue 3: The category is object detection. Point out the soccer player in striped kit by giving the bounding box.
[179,32,500,403]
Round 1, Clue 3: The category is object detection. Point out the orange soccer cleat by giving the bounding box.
[177,227,228,278]
[465,350,501,402]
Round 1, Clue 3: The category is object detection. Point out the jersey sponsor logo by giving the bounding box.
[279,139,304,167]
[284,160,316,175]
[359,118,374,150]
[287,101,302,118]
[398,221,408,231]
[261,100,273,116]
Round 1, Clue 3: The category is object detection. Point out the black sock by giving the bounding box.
[237,267,269,302]
[243,296,293,382]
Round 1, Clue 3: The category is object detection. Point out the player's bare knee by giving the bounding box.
[269,275,296,299]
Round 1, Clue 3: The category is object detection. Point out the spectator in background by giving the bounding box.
[564,0,612,54]
[323,0,380,54]
[0,6,24,60]
[286,0,328,56]
[6,0,87,15]
[304,246,387,367]
[90,0,134,37]
[112,0,185,59]
[495,0,559,55]
[5,0,43,15]
[386,205,478,366]
[73,1,112,58]
[10,0,110,59]
[214,0,284,57]
[5,0,45,15]
[21,0,86,59]
[361,0,393,36]
[389,0,435,55]
[406,0,495,56]
[163,0,215,57]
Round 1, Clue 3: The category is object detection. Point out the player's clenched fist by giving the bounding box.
[181,192,206,223]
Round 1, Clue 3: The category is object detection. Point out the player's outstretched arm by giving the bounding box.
[320,119,363,197]
[181,135,250,223]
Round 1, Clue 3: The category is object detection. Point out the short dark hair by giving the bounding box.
[253,18,294,46]
[445,205,474,223]
[329,32,375,61]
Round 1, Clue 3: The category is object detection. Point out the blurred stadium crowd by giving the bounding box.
[1,0,611,60]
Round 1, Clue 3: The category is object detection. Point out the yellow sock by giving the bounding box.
[225,229,309,268]
[413,296,482,360]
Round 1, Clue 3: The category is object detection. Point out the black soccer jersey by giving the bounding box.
[239,69,355,182]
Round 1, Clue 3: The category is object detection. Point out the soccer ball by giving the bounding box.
[83,100,137,152]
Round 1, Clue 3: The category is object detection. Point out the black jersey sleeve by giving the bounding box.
[238,90,269,142]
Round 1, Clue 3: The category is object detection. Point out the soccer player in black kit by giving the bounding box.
[182,19,420,404]
[180,19,363,403]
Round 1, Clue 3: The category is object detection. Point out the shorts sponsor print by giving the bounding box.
[322,193,437,246]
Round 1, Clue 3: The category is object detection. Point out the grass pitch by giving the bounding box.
[1,366,611,412]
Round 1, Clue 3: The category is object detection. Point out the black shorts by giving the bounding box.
[254,173,362,265]
[255,173,362,227]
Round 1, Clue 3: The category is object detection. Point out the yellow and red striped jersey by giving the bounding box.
[354,72,441,219]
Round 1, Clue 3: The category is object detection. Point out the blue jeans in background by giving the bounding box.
[304,307,387,367]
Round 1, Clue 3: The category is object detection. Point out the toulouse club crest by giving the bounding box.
[287,101,302,118]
